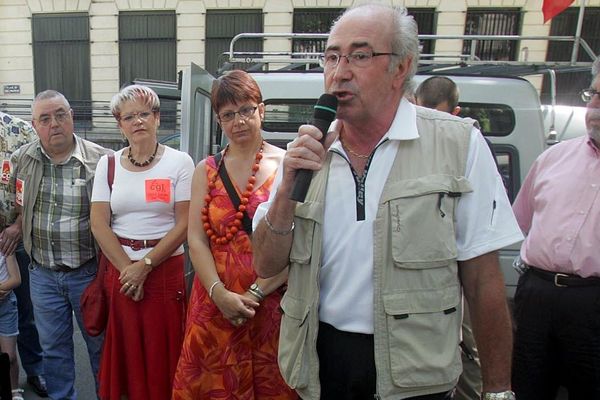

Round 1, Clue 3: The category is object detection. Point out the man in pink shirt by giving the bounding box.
[512,57,600,400]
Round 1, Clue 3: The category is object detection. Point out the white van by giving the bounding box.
[542,104,588,142]
[146,34,594,299]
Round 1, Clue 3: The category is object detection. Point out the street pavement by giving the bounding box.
[18,315,96,399]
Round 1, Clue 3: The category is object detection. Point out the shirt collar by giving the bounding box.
[37,134,84,165]
[329,98,419,153]
[586,135,600,155]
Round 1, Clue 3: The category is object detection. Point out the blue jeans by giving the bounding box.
[29,258,104,400]
[13,243,44,377]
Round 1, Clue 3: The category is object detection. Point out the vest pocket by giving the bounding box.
[382,287,462,387]
[289,201,322,265]
[278,294,311,389]
[385,175,471,267]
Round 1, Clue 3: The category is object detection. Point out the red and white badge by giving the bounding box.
[1,160,11,185]
[16,178,24,206]
[145,179,171,203]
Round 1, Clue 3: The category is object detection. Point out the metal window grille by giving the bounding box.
[408,8,436,56]
[291,8,435,57]
[32,13,91,123]
[541,7,600,105]
[119,11,177,128]
[118,11,176,84]
[206,10,263,74]
[463,8,521,61]
[292,9,343,54]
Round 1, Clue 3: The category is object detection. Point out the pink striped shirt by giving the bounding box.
[513,135,600,277]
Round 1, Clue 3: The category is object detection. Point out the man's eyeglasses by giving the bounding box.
[35,111,71,127]
[319,50,398,69]
[120,111,155,124]
[218,106,258,122]
[580,88,600,103]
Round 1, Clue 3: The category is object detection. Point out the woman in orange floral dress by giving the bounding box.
[172,70,297,400]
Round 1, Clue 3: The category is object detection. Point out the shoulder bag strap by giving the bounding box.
[99,154,116,277]
[107,154,115,193]
[213,152,253,235]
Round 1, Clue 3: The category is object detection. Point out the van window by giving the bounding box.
[459,103,515,137]
[263,100,316,133]
[492,144,520,203]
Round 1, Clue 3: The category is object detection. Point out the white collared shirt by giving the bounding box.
[254,99,523,333]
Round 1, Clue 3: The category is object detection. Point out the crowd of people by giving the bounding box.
[0,2,598,400]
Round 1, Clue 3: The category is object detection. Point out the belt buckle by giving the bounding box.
[554,273,569,287]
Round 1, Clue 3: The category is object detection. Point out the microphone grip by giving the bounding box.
[289,117,332,203]
[289,169,314,202]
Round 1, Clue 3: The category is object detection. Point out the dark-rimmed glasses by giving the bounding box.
[319,50,398,69]
[218,106,258,122]
[580,88,600,103]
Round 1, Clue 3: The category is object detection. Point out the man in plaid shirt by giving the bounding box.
[10,90,111,400]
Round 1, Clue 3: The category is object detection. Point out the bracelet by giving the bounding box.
[248,288,264,302]
[248,283,265,302]
[208,280,224,299]
[264,212,295,235]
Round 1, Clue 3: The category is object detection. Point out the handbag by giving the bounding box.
[80,154,115,337]
[80,251,109,336]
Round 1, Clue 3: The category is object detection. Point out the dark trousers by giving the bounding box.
[316,321,453,400]
[13,244,44,377]
[512,270,600,400]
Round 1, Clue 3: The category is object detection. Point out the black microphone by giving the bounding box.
[289,94,338,203]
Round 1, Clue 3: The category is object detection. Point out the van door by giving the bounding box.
[180,62,217,164]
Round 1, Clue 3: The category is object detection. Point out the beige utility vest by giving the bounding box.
[278,107,475,400]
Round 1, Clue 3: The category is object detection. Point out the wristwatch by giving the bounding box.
[482,391,516,400]
[143,257,153,268]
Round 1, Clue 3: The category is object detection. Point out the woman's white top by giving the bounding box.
[92,146,194,259]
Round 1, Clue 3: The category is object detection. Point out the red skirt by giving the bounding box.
[98,255,186,400]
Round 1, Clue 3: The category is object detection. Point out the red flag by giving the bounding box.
[543,0,575,23]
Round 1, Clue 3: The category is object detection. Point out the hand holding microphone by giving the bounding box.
[289,94,338,202]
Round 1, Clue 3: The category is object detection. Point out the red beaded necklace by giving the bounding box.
[201,141,264,244]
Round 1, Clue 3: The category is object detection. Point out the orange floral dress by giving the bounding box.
[172,156,297,400]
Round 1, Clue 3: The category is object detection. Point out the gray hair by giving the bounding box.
[110,84,160,119]
[593,56,600,79]
[32,90,70,113]
[333,4,420,92]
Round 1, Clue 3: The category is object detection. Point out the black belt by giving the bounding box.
[528,266,600,288]
[51,264,76,273]
[48,257,96,273]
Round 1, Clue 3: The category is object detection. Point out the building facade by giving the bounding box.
[0,0,599,107]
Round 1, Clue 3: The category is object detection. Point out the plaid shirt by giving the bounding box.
[31,146,95,269]
[0,112,35,228]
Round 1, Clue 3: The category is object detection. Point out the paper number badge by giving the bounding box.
[1,160,10,185]
[16,178,24,206]
[145,179,171,203]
